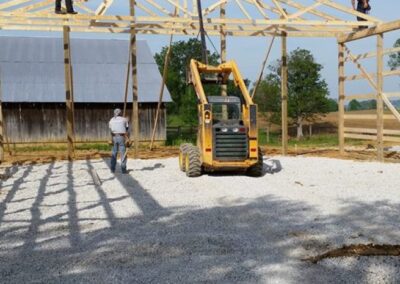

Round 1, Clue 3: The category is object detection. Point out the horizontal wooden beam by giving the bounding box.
[383,136,400,143]
[343,69,400,81]
[384,92,400,98]
[0,11,377,27]
[339,19,400,43]
[344,133,376,140]
[345,47,400,62]
[344,127,400,135]
[344,92,400,101]
[344,114,399,120]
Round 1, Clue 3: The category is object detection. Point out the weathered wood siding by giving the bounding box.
[3,103,166,142]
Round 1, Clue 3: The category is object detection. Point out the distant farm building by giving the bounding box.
[0,36,171,143]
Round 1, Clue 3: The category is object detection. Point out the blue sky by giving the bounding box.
[1,0,399,99]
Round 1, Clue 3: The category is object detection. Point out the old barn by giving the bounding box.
[0,36,171,143]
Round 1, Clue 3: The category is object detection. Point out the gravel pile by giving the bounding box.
[0,156,399,283]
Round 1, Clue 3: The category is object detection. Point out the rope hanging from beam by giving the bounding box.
[149,6,178,150]
[251,32,277,99]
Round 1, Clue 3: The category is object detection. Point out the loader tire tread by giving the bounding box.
[179,143,192,172]
[186,146,202,177]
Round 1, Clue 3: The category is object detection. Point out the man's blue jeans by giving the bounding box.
[111,135,127,173]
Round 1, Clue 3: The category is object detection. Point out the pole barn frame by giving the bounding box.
[0,0,399,162]
[338,23,400,162]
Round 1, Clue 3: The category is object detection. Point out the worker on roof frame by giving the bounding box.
[55,0,78,14]
[351,0,371,29]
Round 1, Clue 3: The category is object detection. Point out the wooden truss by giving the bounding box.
[0,0,399,162]
[0,0,383,37]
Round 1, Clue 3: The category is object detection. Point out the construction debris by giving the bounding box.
[303,244,400,264]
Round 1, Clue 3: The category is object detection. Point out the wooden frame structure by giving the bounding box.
[0,0,398,161]
[338,23,400,161]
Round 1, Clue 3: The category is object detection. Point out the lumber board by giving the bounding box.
[338,42,345,155]
[344,70,400,81]
[339,19,400,43]
[281,32,288,155]
[344,127,400,136]
[345,47,400,62]
[383,136,400,143]
[320,0,381,23]
[376,33,384,161]
[344,114,398,120]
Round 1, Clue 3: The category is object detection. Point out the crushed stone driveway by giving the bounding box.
[0,156,399,283]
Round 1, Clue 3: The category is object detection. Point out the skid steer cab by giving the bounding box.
[179,59,263,177]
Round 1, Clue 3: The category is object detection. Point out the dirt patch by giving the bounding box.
[1,146,180,166]
[303,244,400,264]
[1,145,399,166]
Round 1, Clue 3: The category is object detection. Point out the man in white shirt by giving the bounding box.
[109,108,129,173]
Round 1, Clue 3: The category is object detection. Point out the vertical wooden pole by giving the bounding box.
[338,42,345,156]
[281,32,288,155]
[220,2,227,97]
[183,0,187,18]
[0,66,3,162]
[130,0,139,157]
[0,98,3,163]
[123,52,131,117]
[149,33,174,150]
[376,33,384,161]
[63,26,75,161]
[220,1,228,120]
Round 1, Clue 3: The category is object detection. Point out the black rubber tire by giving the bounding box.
[247,147,264,177]
[179,143,192,172]
[185,146,202,177]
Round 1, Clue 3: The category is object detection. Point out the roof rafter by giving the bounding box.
[0,0,388,38]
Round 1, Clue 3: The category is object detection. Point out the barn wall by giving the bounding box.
[3,103,166,143]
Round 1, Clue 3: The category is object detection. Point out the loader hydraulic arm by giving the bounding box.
[189,59,255,107]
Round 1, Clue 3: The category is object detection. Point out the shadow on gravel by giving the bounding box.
[207,159,281,178]
[0,161,399,283]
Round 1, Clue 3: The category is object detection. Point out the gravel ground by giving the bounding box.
[0,156,399,283]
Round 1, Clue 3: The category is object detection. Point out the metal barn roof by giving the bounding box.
[0,36,172,103]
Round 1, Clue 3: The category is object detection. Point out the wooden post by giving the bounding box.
[281,32,288,155]
[149,33,173,150]
[220,1,228,120]
[338,42,345,156]
[376,33,384,161]
[63,26,75,160]
[0,99,3,163]
[130,0,139,157]
[0,66,3,162]
[123,52,130,117]
[220,2,227,97]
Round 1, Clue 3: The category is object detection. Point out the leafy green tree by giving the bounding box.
[327,98,338,112]
[360,99,376,110]
[252,74,281,125]
[348,99,362,111]
[388,39,400,70]
[256,48,330,139]
[154,39,219,125]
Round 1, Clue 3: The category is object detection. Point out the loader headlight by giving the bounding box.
[221,128,228,133]
[232,127,239,133]
[204,111,211,124]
